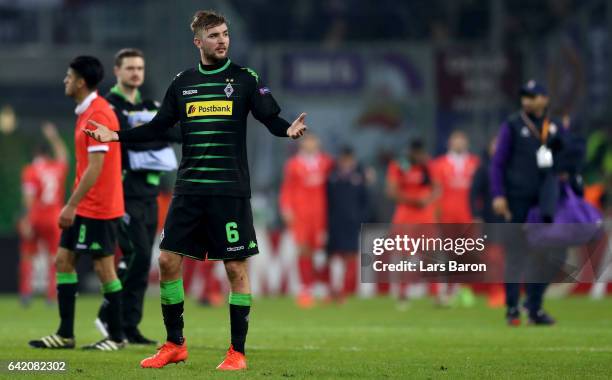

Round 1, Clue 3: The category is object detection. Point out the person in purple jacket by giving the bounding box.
[490,80,565,326]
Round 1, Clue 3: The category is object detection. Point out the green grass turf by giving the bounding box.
[0,295,611,379]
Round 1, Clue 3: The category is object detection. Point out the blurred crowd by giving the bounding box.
[0,0,600,48]
[11,81,612,307]
[177,105,611,309]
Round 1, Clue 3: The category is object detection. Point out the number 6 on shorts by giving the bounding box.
[225,222,239,243]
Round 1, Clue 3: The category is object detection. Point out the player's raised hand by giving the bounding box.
[84,120,119,142]
[41,121,58,140]
[287,112,308,139]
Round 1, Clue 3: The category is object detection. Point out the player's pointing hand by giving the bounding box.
[287,112,308,139]
[84,120,119,142]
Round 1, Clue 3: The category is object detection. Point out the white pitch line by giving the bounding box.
[536,347,612,353]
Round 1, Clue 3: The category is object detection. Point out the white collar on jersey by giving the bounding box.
[447,151,468,164]
[75,91,98,115]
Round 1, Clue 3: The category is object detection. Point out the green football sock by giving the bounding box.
[161,279,185,345]
[229,292,251,354]
[56,272,78,338]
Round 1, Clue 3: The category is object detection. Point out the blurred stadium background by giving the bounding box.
[0,0,611,299]
[1,1,612,378]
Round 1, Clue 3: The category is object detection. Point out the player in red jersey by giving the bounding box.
[280,134,333,307]
[18,122,68,307]
[431,131,480,306]
[386,139,441,307]
[432,131,480,223]
[29,56,125,351]
[387,140,440,225]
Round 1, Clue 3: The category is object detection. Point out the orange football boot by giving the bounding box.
[216,345,247,371]
[140,340,188,368]
[296,290,315,308]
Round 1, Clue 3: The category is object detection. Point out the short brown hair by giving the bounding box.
[190,10,227,36]
[114,48,144,68]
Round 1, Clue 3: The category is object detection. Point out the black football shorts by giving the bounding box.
[59,215,120,257]
[159,194,259,261]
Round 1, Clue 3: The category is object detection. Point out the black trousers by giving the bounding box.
[503,197,565,313]
[99,197,158,333]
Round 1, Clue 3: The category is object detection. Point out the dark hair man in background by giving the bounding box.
[30,56,125,350]
[95,48,180,346]
[326,146,369,302]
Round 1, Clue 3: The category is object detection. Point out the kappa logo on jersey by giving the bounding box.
[182,89,198,96]
[186,100,233,117]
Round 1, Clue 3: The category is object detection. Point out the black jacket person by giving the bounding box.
[489,80,564,325]
[96,50,180,345]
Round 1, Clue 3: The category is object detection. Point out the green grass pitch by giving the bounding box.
[1,295,611,379]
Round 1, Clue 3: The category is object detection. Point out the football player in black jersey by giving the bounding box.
[85,10,307,370]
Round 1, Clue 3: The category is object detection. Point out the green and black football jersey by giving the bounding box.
[117,58,290,198]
